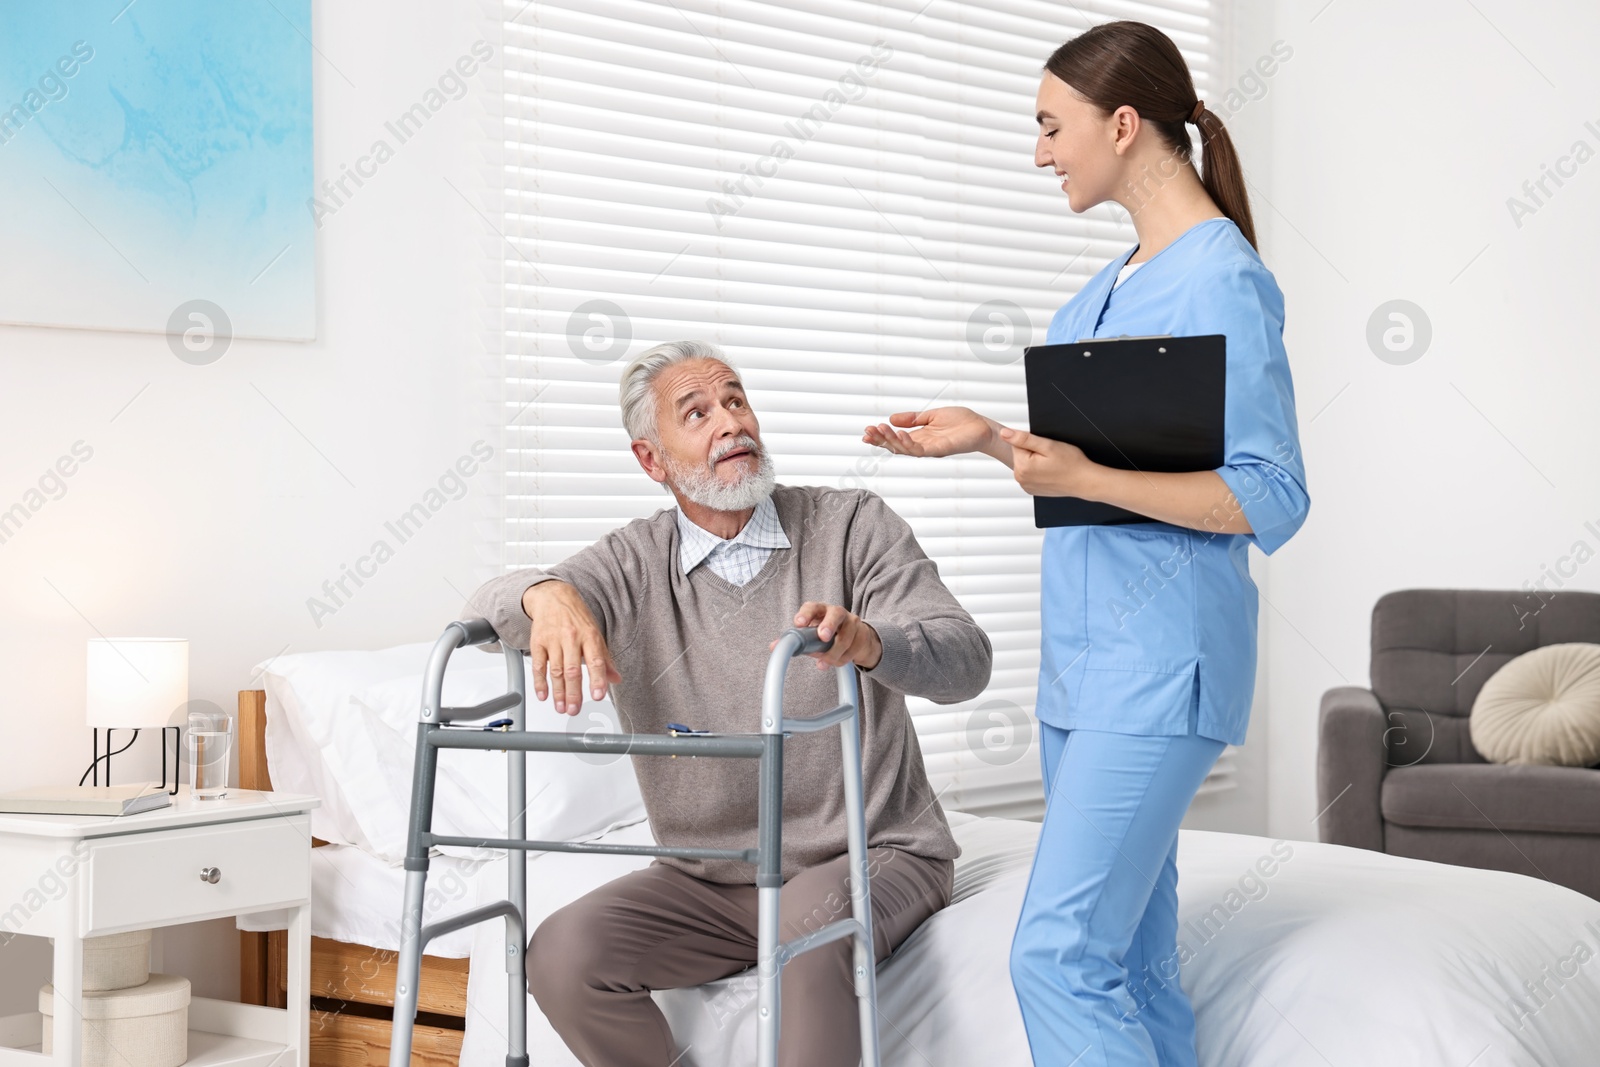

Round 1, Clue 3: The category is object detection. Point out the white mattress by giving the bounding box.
[451,816,1600,1067]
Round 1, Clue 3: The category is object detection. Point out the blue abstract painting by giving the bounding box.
[0,0,314,339]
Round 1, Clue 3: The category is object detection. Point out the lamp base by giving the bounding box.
[89,727,181,795]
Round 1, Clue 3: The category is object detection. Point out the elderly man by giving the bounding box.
[463,339,992,1067]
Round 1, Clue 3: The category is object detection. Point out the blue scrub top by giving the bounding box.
[1036,216,1309,746]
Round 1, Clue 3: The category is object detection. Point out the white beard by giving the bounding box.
[665,435,777,512]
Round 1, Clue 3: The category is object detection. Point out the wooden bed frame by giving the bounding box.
[238,690,471,1067]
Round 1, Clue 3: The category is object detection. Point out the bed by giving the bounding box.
[238,646,1600,1067]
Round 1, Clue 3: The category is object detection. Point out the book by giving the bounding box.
[0,783,173,816]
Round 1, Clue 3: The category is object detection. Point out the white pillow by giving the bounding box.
[256,643,646,865]
[257,642,438,851]
[350,663,647,862]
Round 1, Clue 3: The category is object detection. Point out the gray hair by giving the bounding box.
[618,339,741,443]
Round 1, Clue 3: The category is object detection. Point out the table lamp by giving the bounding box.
[85,638,188,794]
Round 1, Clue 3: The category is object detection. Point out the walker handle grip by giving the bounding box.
[448,618,501,647]
[789,627,835,655]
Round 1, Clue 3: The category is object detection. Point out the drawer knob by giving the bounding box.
[199,866,221,884]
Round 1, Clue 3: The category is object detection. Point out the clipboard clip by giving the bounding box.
[1074,334,1176,358]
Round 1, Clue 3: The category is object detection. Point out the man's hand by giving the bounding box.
[771,602,882,671]
[520,581,622,716]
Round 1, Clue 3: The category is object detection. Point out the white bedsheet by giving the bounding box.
[455,816,1600,1067]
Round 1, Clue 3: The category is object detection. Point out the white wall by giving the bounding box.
[1166,0,1283,838]
[0,1,498,1009]
[1257,0,1600,839]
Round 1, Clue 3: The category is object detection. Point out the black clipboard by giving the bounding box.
[1022,334,1226,528]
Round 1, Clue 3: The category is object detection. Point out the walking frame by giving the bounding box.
[388,618,883,1067]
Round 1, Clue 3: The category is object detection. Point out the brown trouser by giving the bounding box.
[526,847,954,1067]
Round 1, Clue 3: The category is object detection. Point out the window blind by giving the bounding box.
[494,0,1227,818]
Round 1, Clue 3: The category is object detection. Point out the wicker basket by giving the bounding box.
[40,972,188,1067]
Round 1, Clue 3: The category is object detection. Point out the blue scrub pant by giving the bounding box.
[1010,720,1226,1067]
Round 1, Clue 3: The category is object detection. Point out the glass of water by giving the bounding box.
[185,708,233,800]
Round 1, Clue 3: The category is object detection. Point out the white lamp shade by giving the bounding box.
[86,639,189,729]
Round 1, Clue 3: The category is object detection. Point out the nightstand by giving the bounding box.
[0,788,318,1067]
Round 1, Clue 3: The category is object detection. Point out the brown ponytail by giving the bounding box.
[1043,21,1257,250]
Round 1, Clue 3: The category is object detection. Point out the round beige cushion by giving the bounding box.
[1471,643,1600,765]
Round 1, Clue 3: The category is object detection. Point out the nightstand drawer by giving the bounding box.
[83,814,311,936]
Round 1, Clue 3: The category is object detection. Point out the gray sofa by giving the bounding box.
[1317,588,1600,901]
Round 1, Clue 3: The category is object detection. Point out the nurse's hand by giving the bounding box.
[863,407,1003,459]
[999,426,1101,498]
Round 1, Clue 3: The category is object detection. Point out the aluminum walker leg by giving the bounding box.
[836,663,881,1067]
[389,720,440,1067]
[757,627,882,1067]
[755,729,784,1067]
[505,648,530,1067]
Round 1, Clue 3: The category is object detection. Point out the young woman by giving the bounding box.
[863,21,1310,1067]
